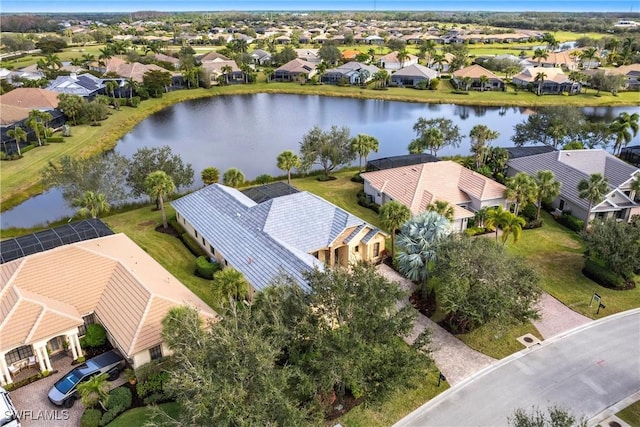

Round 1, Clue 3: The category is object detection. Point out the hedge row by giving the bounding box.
[582,258,626,289]
[181,232,208,258]
[356,190,379,214]
[557,213,584,232]
[195,255,221,279]
[46,137,64,143]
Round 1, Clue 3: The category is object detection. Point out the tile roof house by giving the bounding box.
[391,64,438,87]
[0,88,59,110]
[90,57,177,83]
[452,64,505,91]
[512,66,581,94]
[507,149,640,223]
[171,184,387,293]
[0,234,216,386]
[361,161,508,232]
[273,58,317,82]
[378,51,419,70]
[321,62,379,85]
[0,105,31,126]
[201,58,245,84]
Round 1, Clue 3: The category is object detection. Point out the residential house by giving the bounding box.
[250,49,272,65]
[201,58,245,84]
[321,62,379,85]
[273,58,317,81]
[361,161,508,232]
[428,52,456,73]
[197,51,230,62]
[377,51,419,70]
[294,49,321,64]
[90,57,177,83]
[46,73,104,98]
[171,184,387,293]
[527,50,578,70]
[452,64,505,91]
[605,64,640,90]
[507,149,640,223]
[364,35,385,45]
[0,88,59,111]
[512,66,581,94]
[153,53,181,69]
[391,64,438,87]
[0,232,217,386]
[341,49,361,61]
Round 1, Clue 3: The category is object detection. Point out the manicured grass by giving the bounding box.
[457,321,543,360]
[337,368,447,427]
[102,204,219,310]
[505,211,640,318]
[107,401,181,426]
[617,400,640,425]
[291,170,381,228]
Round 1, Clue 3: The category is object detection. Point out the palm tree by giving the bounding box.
[72,191,110,218]
[432,53,446,73]
[350,134,379,172]
[500,212,526,246]
[276,150,300,185]
[478,75,490,92]
[357,68,370,87]
[396,49,409,67]
[77,373,109,409]
[534,170,561,220]
[427,200,454,221]
[396,211,450,296]
[541,33,559,51]
[26,110,51,146]
[125,78,139,98]
[316,61,327,83]
[220,65,233,85]
[609,112,639,155]
[44,53,62,70]
[6,125,26,156]
[580,47,599,70]
[373,70,389,89]
[534,71,547,96]
[222,167,245,188]
[81,53,95,68]
[532,48,548,67]
[474,207,489,228]
[212,268,250,305]
[367,48,376,63]
[70,57,83,66]
[378,201,411,259]
[420,39,437,66]
[460,76,472,92]
[201,167,220,185]
[578,173,609,230]
[469,124,499,170]
[485,205,510,243]
[105,80,118,98]
[505,172,538,216]
[144,170,176,229]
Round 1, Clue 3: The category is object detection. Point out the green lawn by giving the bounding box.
[506,211,640,318]
[456,321,543,360]
[102,204,219,310]
[617,400,640,425]
[107,402,181,427]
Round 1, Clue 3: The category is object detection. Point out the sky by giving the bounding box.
[0,0,637,13]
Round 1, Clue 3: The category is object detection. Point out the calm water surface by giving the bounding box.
[2,94,638,229]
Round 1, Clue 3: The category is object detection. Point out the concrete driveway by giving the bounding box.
[394,309,640,427]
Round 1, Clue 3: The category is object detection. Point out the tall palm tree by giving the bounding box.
[144,170,176,229]
[212,268,250,305]
[541,33,559,51]
[6,125,27,156]
[534,170,561,220]
[316,61,327,83]
[357,68,370,87]
[373,70,389,89]
[500,212,526,246]
[105,80,118,98]
[276,150,301,185]
[378,201,411,259]
[577,173,609,230]
[580,47,599,70]
[77,373,109,409]
[485,205,510,243]
[505,172,538,216]
[609,112,639,155]
[469,124,499,170]
[396,211,450,296]
[125,78,139,98]
[432,53,446,73]
[81,53,95,68]
[222,167,245,188]
[534,71,547,96]
[201,167,220,185]
[44,53,62,70]
[350,134,379,172]
[220,65,233,85]
[478,75,490,92]
[532,48,548,67]
[72,191,110,218]
[427,200,454,221]
[420,39,437,66]
[396,49,409,67]
[26,110,52,146]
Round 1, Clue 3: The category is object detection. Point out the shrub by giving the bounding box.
[428,78,440,90]
[558,213,584,232]
[106,386,132,411]
[136,357,175,405]
[356,190,379,214]
[524,219,544,229]
[46,137,64,143]
[127,96,141,107]
[80,408,101,427]
[181,232,208,257]
[464,226,485,236]
[254,174,273,185]
[83,324,107,348]
[195,256,220,279]
[350,172,364,183]
[20,144,37,154]
[520,204,537,222]
[168,217,185,235]
[583,258,626,289]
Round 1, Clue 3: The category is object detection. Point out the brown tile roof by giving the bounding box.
[453,64,502,81]
[0,104,31,126]
[0,234,216,355]
[115,63,176,83]
[513,66,569,84]
[361,161,506,220]
[0,88,59,110]
[201,59,241,75]
[198,50,230,61]
[276,58,316,73]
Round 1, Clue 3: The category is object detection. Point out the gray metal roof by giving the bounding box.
[172,185,383,292]
[507,149,639,212]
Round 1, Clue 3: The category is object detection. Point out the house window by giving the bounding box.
[149,345,162,361]
[202,237,205,245]
[183,218,186,225]
[5,345,33,365]
[224,260,228,266]
[210,245,215,255]
[78,314,96,337]
[559,199,565,211]
[195,230,198,238]
[354,246,359,253]
[373,242,380,257]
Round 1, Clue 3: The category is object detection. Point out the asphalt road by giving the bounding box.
[395,309,640,427]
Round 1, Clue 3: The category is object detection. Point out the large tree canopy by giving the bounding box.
[298,125,355,179]
[433,236,541,333]
[511,106,594,148]
[126,146,194,198]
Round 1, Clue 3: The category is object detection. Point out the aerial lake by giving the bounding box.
[2,94,638,229]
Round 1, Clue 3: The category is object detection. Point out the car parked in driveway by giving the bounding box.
[47,350,125,408]
[0,386,20,426]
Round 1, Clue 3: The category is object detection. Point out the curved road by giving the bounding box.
[395,309,640,427]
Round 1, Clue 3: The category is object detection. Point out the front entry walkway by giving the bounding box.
[376,264,496,386]
[532,292,591,339]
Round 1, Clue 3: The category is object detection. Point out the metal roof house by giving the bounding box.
[507,149,640,223]
[171,184,387,293]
